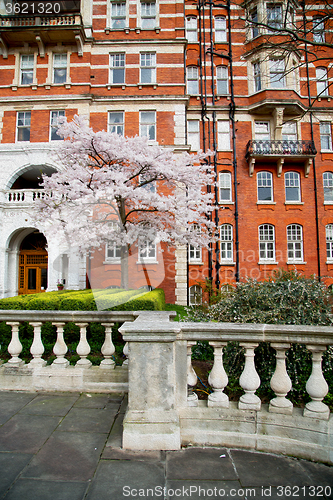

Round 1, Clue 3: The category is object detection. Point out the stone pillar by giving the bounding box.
[175,245,187,306]
[120,311,185,450]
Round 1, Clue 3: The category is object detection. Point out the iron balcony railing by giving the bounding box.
[246,140,317,157]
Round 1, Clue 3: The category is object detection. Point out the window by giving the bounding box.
[282,122,297,141]
[141,1,156,29]
[267,3,282,31]
[217,120,230,150]
[326,225,333,260]
[259,224,275,261]
[108,112,124,135]
[269,59,285,87]
[140,53,156,83]
[251,8,259,38]
[110,53,125,84]
[220,224,233,262]
[219,171,232,202]
[316,67,328,96]
[186,16,197,42]
[285,172,301,202]
[187,66,199,94]
[20,55,34,85]
[323,172,333,202]
[106,242,121,261]
[50,110,65,141]
[257,172,273,201]
[320,122,332,150]
[313,17,325,43]
[139,172,156,193]
[53,54,67,84]
[216,66,228,94]
[187,120,200,151]
[140,111,156,141]
[255,121,270,141]
[189,225,202,263]
[253,62,261,92]
[189,285,202,305]
[287,224,303,262]
[215,16,227,42]
[138,239,157,261]
[17,111,31,142]
[111,2,126,28]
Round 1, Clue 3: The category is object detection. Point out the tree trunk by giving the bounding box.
[120,244,129,290]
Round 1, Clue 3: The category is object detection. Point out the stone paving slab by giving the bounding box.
[57,407,118,433]
[2,479,88,500]
[0,452,33,497]
[0,393,37,425]
[19,393,80,416]
[73,393,123,409]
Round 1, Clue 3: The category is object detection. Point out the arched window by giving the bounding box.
[187,66,199,94]
[326,224,333,261]
[285,172,301,202]
[257,172,273,202]
[186,16,197,42]
[287,224,303,262]
[216,66,228,95]
[323,172,333,202]
[258,224,275,261]
[189,285,202,305]
[220,224,233,262]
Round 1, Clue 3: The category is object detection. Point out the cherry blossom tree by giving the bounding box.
[34,115,215,289]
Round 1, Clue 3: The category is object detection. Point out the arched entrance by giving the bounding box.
[18,231,48,294]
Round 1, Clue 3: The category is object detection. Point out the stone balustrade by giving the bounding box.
[1,189,45,204]
[0,310,137,393]
[120,312,333,464]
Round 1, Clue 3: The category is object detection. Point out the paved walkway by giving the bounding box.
[0,391,332,500]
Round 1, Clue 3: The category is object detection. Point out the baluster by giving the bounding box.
[7,322,24,366]
[269,343,293,414]
[304,345,330,420]
[208,342,229,408]
[239,343,261,410]
[123,342,129,365]
[52,322,69,368]
[75,323,91,367]
[100,323,115,368]
[187,341,198,407]
[29,322,46,366]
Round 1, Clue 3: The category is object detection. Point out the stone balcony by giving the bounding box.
[0,189,45,206]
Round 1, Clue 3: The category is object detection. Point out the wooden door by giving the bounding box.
[18,250,48,294]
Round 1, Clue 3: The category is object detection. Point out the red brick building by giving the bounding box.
[0,0,332,305]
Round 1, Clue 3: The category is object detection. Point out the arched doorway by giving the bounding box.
[18,231,48,294]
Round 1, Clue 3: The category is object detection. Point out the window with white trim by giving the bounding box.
[215,16,227,42]
[267,3,282,32]
[217,120,230,150]
[251,8,259,38]
[255,121,270,140]
[140,52,156,84]
[189,225,202,263]
[189,285,202,305]
[219,171,232,202]
[257,171,273,201]
[282,122,297,141]
[316,67,329,96]
[50,110,65,141]
[269,59,285,87]
[17,111,31,142]
[111,2,126,28]
[187,66,199,94]
[285,172,301,202]
[323,172,333,202]
[320,122,332,150]
[140,111,156,141]
[220,224,233,262]
[313,17,325,43]
[326,224,333,260]
[253,62,261,92]
[216,65,228,95]
[187,120,200,151]
[53,53,67,84]
[259,224,275,261]
[186,16,197,42]
[141,1,156,29]
[20,55,34,85]
[110,53,125,84]
[108,112,124,135]
[106,241,121,261]
[138,239,157,261]
[287,224,303,262]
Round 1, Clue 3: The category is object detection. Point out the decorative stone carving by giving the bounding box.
[7,322,24,366]
[269,343,293,414]
[239,343,261,410]
[100,323,115,368]
[304,345,330,420]
[52,322,69,368]
[187,341,198,406]
[208,342,229,408]
[29,322,47,366]
[75,323,92,367]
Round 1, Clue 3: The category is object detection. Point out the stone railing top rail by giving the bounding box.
[0,309,140,323]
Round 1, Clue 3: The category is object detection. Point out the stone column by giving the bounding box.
[120,311,185,450]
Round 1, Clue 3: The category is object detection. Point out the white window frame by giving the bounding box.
[287,224,304,263]
[323,172,333,203]
[111,2,126,29]
[140,1,156,29]
[285,171,301,202]
[217,120,230,150]
[313,16,325,43]
[189,285,202,305]
[105,241,122,263]
[254,121,270,141]
[16,111,31,142]
[269,58,285,88]
[20,54,34,85]
[257,171,273,202]
[53,53,68,84]
[188,224,202,263]
[251,8,259,38]
[259,224,275,262]
[186,16,197,42]
[187,120,200,151]
[108,111,124,136]
[50,110,65,141]
[110,53,125,84]
[216,65,228,95]
[266,3,283,32]
[326,224,333,261]
[138,239,157,262]
[316,67,329,96]
[215,16,227,42]
[219,172,232,203]
[220,224,233,263]
[282,122,297,141]
[140,111,156,141]
[253,61,261,92]
[140,52,156,84]
[320,122,332,151]
[187,66,199,94]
